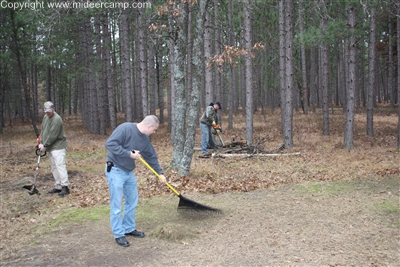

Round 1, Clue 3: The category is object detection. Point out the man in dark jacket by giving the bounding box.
[199,102,221,156]
[105,115,166,247]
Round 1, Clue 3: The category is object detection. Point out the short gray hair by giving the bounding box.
[142,115,159,126]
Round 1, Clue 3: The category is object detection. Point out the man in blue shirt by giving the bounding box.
[105,115,166,247]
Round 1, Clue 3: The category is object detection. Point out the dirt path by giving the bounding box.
[2,176,398,267]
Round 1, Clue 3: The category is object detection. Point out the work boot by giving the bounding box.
[48,188,62,194]
[58,186,70,197]
[125,230,145,238]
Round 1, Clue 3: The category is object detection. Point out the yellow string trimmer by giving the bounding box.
[139,157,221,212]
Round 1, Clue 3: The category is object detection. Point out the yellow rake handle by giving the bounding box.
[138,157,180,196]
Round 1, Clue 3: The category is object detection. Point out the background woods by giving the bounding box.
[0,0,399,173]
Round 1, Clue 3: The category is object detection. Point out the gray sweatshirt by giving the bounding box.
[105,122,163,174]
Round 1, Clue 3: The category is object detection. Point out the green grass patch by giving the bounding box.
[373,201,399,213]
[298,181,350,195]
[50,205,109,227]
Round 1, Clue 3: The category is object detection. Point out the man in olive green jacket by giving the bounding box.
[38,101,70,196]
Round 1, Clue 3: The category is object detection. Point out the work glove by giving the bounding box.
[211,121,216,127]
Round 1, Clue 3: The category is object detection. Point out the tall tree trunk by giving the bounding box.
[185,3,193,108]
[138,6,148,119]
[86,19,99,134]
[173,0,206,176]
[397,0,400,149]
[279,0,294,148]
[213,0,222,125]
[367,7,376,136]
[46,65,51,101]
[388,11,394,108]
[279,0,287,139]
[95,15,106,135]
[120,9,133,122]
[167,9,176,136]
[156,20,164,124]
[204,8,212,105]
[171,1,187,169]
[243,0,253,145]
[344,5,356,150]
[227,0,234,129]
[309,47,317,112]
[298,0,308,114]
[103,13,117,131]
[321,14,330,135]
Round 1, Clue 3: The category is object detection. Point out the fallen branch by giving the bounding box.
[212,152,301,158]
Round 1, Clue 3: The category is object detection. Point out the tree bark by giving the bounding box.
[138,6,148,119]
[204,8,212,105]
[320,14,330,135]
[397,0,400,149]
[284,0,294,148]
[344,5,356,150]
[103,13,116,131]
[367,7,376,136]
[298,0,308,114]
[120,9,133,122]
[243,0,253,146]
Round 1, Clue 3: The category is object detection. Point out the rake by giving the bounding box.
[139,157,220,212]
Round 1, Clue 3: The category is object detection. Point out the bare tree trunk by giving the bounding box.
[344,5,356,150]
[185,3,193,109]
[309,47,317,112]
[298,0,308,114]
[279,0,287,137]
[120,9,133,122]
[243,0,253,145]
[138,6,148,119]
[171,1,187,168]
[388,11,394,108]
[214,0,222,125]
[103,13,117,131]
[204,9,212,105]
[279,0,294,148]
[367,7,376,136]
[46,65,51,101]
[156,20,164,124]
[397,0,400,149]
[95,15,106,135]
[175,0,206,176]
[167,9,175,136]
[228,0,234,129]
[320,14,330,135]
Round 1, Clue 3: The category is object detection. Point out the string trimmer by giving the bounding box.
[22,136,46,195]
[138,157,221,212]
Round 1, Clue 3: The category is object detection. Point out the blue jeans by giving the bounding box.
[200,123,216,154]
[105,166,138,238]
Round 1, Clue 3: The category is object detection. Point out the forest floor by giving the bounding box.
[0,106,399,266]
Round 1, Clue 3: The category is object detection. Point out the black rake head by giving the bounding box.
[177,195,221,213]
